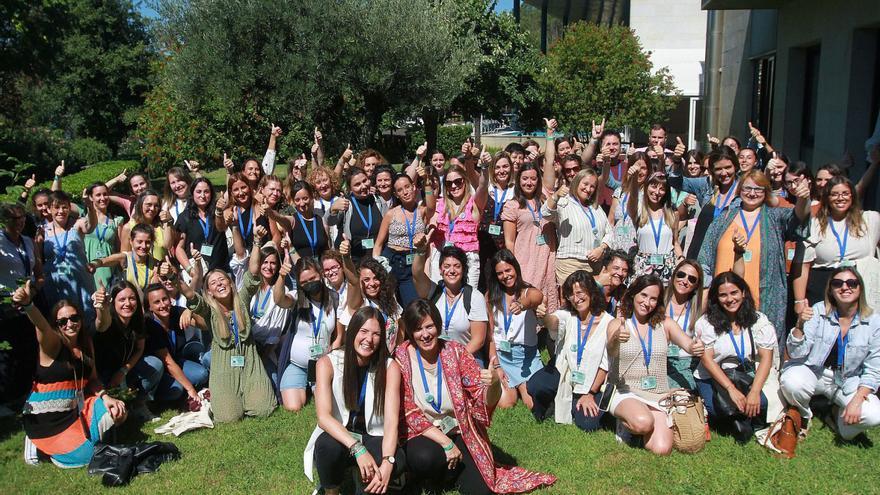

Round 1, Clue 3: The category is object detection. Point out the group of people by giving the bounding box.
[1,118,880,494]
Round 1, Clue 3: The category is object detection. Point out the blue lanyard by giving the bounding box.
[648,213,664,251]
[238,207,253,239]
[612,162,623,182]
[358,369,368,409]
[130,253,149,287]
[351,195,373,233]
[310,302,325,340]
[96,216,112,243]
[168,328,177,351]
[501,296,514,337]
[296,212,318,255]
[835,311,849,367]
[739,209,761,245]
[714,180,738,218]
[3,232,30,276]
[52,225,71,262]
[319,197,336,214]
[336,283,346,300]
[576,198,597,231]
[669,301,691,333]
[448,210,458,237]
[366,299,388,323]
[830,221,849,262]
[620,193,630,222]
[729,329,746,365]
[251,288,272,318]
[198,215,211,241]
[525,199,542,225]
[632,316,652,368]
[609,297,617,315]
[443,288,461,334]
[403,208,417,251]
[493,187,508,221]
[575,315,596,369]
[230,312,241,348]
[416,350,444,413]
[174,201,181,219]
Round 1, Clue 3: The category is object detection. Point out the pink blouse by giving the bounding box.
[434,196,480,251]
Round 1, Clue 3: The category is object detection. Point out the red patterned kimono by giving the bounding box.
[395,340,556,493]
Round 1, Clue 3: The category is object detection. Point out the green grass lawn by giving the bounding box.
[0,402,876,494]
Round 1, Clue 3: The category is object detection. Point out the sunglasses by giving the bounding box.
[444,178,465,189]
[675,271,698,284]
[160,273,179,283]
[55,314,82,327]
[830,278,860,290]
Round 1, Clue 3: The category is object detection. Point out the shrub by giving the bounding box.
[1,160,137,204]
[69,138,112,171]
[408,124,473,159]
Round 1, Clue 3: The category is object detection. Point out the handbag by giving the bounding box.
[660,389,707,454]
[765,406,802,459]
[710,327,756,418]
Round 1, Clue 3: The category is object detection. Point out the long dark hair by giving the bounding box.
[486,249,531,309]
[186,178,215,219]
[295,256,331,311]
[108,280,145,337]
[561,270,606,316]
[50,299,92,363]
[358,257,398,316]
[705,271,758,334]
[513,161,545,207]
[343,307,388,417]
[619,274,666,327]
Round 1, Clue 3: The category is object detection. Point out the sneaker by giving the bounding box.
[615,420,635,446]
[24,436,39,465]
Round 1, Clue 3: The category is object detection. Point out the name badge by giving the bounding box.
[361,238,374,249]
[536,234,546,246]
[438,416,458,434]
[444,241,454,248]
[230,355,245,367]
[640,376,657,390]
[57,262,72,276]
[667,344,680,358]
[309,343,325,360]
[648,253,665,266]
[743,250,753,263]
[786,248,795,261]
[498,340,512,353]
[840,259,855,268]
[439,332,452,341]
[200,244,214,257]
[618,225,632,237]
[569,343,578,353]
[570,370,586,385]
[488,224,502,236]
[405,254,414,266]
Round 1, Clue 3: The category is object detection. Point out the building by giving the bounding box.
[701,0,880,190]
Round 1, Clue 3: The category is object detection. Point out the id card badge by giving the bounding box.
[488,224,502,236]
[570,370,586,385]
[439,332,452,341]
[648,253,664,266]
[57,262,72,276]
[536,234,546,246]
[569,343,578,353]
[743,250,753,263]
[439,416,459,434]
[200,244,214,257]
[405,254,414,266]
[76,390,85,412]
[230,355,245,367]
[640,376,657,390]
[309,343,325,360]
[833,369,845,388]
[618,225,632,238]
[361,238,374,249]
[444,241,454,248]
[786,248,796,261]
[840,259,855,268]
[667,344,680,358]
[498,340,512,353]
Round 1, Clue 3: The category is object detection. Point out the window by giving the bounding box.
[751,55,775,143]
[799,45,821,164]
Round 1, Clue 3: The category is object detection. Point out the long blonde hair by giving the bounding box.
[632,171,676,231]
[663,259,704,335]
[442,165,472,222]
[824,266,873,320]
[202,269,248,340]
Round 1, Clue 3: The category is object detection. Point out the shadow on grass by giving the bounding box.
[0,415,22,444]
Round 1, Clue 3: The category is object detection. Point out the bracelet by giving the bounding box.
[442,442,455,452]
[793,299,807,305]
[425,190,433,196]
[54,176,60,181]
[118,366,129,376]
[96,389,107,399]
[353,446,367,458]
[20,302,33,312]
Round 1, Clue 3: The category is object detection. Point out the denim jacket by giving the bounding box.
[785,302,880,394]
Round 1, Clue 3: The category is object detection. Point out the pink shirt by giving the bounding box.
[434,196,480,251]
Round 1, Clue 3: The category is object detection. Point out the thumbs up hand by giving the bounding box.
[674,136,686,158]
[92,281,107,310]
[480,356,501,387]
[689,332,705,357]
[416,141,428,159]
[617,318,630,343]
[12,279,33,307]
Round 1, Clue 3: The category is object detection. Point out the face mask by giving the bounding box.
[301,281,323,298]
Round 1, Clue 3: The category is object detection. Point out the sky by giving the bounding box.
[495,0,514,11]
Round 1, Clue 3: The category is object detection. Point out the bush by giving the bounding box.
[69,138,112,171]
[1,160,137,204]
[408,124,473,159]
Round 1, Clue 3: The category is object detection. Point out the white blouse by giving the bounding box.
[804,211,880,269]
[693,313,777,380]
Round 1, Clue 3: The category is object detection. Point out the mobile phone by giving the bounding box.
[307,360,317,383]
[597,383,617,412]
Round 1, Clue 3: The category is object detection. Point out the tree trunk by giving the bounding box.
[422,108,439,154]
[363,94,384,149]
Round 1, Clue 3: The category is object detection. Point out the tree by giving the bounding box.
[538,23,678,134]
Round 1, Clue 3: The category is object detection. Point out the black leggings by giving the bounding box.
[404,434,492,495]
[314,432,405,491]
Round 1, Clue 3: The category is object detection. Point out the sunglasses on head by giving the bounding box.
[444,178,465,189]
[830,278,860,289]
[55,314,82,327]
[675,271,698,284]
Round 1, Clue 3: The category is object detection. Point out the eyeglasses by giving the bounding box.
[323,265,341,275]
[55,314,82,327]
[829,192,852,200]
[444,178,465,189]
[675,271,698,284]
[741,185,766,195]
[830,278,860,290]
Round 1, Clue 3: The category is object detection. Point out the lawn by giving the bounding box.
[0,402,876,495]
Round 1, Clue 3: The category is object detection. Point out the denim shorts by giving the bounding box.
[279,363,308,390]
[497,344,543,388]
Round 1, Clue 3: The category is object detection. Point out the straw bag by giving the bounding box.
[660,389,707,454]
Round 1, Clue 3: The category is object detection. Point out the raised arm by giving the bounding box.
[312,127,325,168]
[51,161,64,192]
[263,124,282,176]
[273,249,297,309]
[12,281,60,355]
[334,144,353,179]
[248,225,267,276]
[473,151,490,211]
[581,118,604,164]
[411,233,432,298]
[856,145,880,199]
[542,118,557,190]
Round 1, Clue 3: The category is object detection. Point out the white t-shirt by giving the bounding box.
[249,284,295,346]
[492,298,539,347]
[289,299,337,369]
[169,198,188,223]
[430,284,488,345]
[803,211,880,268]
[636,212,675,254]
[693,313,777,380]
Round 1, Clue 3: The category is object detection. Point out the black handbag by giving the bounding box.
[710,328,756,418]
[88,442,181,486]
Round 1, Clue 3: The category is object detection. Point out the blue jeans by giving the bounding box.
[154,360,209,401]
[383,247,419,308]
[696,377,768,420]
[571,393,604,432]
[128,355,164,400]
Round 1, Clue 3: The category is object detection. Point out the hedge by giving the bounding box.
[1,160,139,204]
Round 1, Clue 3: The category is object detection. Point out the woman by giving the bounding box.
[258,174,284,211]
[502,162,559,316]
[322,249,355,333]
[373,164,396,209]
[373,171,434,307]
[308,167,346,248]
[120,190,172,262]
[174,178,229,273]
[277,256,339,412]
[682,147,741,259]
[664,259,704,390]
[543,168,611,282]
[628,171,682,283]
[803,176,880,309]
[328,167,387,265]
[486,250,544,409]
[90,224,160,291]
[698,170,811,345]
[163,167,192,223]
[477,152,515,291]
[540,270,614,431]
[342,250,404,352]
[693,272,776,443]
[284,181,330,261]
[303,307,405,494]
[605,274,704,455]
[226,172,271,251]
[412,245,489,366]
[430,164,489,288]
[781,267,880,440]
[398,300,555,494]
[38,190,98,331]
[177,235,276,422]
[607,152,649,254]
[83,182,123,288]
[13,284,127,468]
[242,157,265,191]
[683,150,706,178]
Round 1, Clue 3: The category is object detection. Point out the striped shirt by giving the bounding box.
[542,196,611,261]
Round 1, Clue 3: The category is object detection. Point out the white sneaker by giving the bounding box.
[615,420,634,445]
[24,436,39,465]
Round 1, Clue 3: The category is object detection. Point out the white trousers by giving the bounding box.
[780,365,880,440]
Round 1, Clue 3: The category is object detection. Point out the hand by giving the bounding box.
[444,442,463,470]
[341,143,353,161]
[591,118,605,140]
[255,198,268,219]
[792,177,811,199]
[279,249,293,277]
[748,122,766,145]
[576,393,600,417]
[544,118,558,135]
[535,303,546,320]
[527,150,538,163]
[479,145,491,165]
[294,154,308,170]
[627,162,640,178]
[331,198,350,212]
[572,136,584,154]
[797,306,814,328]
[279,234,291,252]
[480,356,501,387]
[586,246,604,263]
[554,184,570,200]
[313,126,322,143]
[616,318,630,343]
[190,243,203,263]
[86,262,98,274]
[674,136,686,158]
[223,153,234,172]
[354,449,380,484]
[509,299,523,315]
[684,193,697,207]
[271,123,283,138]
[727,386,747,413]
[12,279,34,307]
[416,163,427,179]
[843,396,864,425]
[412,232,428,251]
[159,207,172,224]
[102,394,127,421]
[416,141,428,159]
[652,145,665,158]
[179,309,195,329]
[689,337,704,357]
[254,224,268,240]
[54,161,65,178]
[92,282,107,310]
[310,142,320,156]
[215,191,228,211]
[744,389,762,418]
[159,256,172,277]
[339,238,351,257]
[24,174,36,190]
[223,208,234,226]
[707,134,720,147]
[366,460,391,494]
[114,169,129,184]
[731,226,747,254]
[184,160,200,174]
[186,388,200,402]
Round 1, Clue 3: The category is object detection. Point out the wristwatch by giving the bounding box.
[382,455,396,465]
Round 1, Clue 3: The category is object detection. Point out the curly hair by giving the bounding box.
[561,270,606,317]
[618,274,666,327]
[816,176,866,238]
[705,271,759,335]
[307,166,340,196]
[357,257,398,317]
